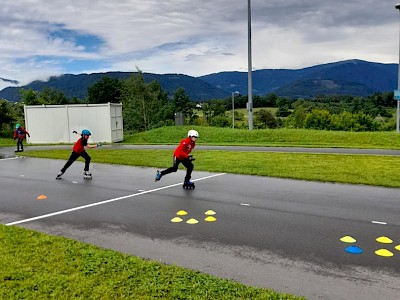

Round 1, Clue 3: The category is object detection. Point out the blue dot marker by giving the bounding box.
[345,246,363,254]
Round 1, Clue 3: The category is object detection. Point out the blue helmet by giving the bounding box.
[16,123,20,129]
[81,129,91,136]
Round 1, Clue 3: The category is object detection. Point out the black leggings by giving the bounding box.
[61,151,91,172]
[16,138,24,151]
[161,156,194,182]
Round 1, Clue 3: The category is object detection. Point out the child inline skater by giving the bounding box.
[13,123,30,152]
[155,129,198,189]
[56,129,99,180]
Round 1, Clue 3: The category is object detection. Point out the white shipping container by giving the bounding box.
[24,103,123,144]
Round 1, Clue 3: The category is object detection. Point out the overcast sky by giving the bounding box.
[0,0,399,90]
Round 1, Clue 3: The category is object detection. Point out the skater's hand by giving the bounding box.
[72,130,77,134]
[188,155,195,161]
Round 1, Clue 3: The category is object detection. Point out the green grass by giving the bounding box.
[4,126,400,299]
[122,126,400,149]
[0,225,304,300]
[0,137,15,147]
[21,149,400,188]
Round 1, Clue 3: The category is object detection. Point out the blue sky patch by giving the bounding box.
[48,26,104,52]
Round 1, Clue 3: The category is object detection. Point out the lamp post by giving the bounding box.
[396,3,400,133]
[247,0,253,130]
[232,91,240,128]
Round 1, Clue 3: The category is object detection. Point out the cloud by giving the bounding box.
[0,0,398,90]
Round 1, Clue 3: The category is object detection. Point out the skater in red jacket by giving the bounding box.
[13,123,30,152]
[56,129,99,180]
[155,129,198,189]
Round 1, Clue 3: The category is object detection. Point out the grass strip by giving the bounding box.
[0,225,304,299]
[21,149,400,188]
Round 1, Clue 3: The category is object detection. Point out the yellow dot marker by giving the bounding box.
[395,245,400,251]
[376,236,393,244]
[205,216,217,222]
[176,210,188,216]
[205,210,216,216]
[171,217,183,223]
[340,236,356,243]
[375,249,394,257]
[186,218,198,224]
[36,195,47,200]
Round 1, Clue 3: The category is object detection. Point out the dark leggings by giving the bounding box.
[161,156,194,182]
[16,138,24,151]
[61,151,91,172]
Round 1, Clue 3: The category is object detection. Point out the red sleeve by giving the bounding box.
[173,138,195,160]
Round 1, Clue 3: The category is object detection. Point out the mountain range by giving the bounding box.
[0,59,397,102]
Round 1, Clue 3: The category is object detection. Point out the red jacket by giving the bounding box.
[73,137,88,153]
[13,127,30,140]
[174,137,195,160]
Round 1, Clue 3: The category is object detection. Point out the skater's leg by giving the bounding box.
[15,139,22,152]
[19,138,24,151]
[81,151,91,171]
[60,152,79,173]
[181,159,194,182]
[160,157,180,176]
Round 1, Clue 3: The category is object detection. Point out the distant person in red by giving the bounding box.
[56,129,100,180]
[155,129,198,188]
[13,123,30,152]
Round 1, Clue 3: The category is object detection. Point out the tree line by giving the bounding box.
[0,71,397,137]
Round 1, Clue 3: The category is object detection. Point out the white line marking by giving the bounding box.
[6,173,226,226]
[240,203,250,206]
[0,157,21,161]
[372,221,387,225]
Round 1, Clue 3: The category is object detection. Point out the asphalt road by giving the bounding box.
[1,146,400,299]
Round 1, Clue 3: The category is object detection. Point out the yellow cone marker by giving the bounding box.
[176,210,188,216]
[205,216,217,222]
[205,210,216,216]
[376,236,393,244]
[171,217,183,223]
[375,249,394,257]
[340,236,356,243]
[36,195,47,200]
[186,218,198,224]
[395,245,400,251]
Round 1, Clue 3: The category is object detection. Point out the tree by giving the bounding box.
[0,100,15,130]
[37,87,69,104]
[304,109,332,130]
[120,70,171,132]
[19,89,39,105]
[87,76,122,104]
[254,109,277,129]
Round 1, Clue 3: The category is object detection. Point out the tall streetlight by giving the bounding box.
[396,3,400,133]
[232,91,240,128]
[247,0,253,130]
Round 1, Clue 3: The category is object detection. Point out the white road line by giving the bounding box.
[0,157,21,161]
[240,203,250,206]
[6,173,226,226]
[371,220,387,225]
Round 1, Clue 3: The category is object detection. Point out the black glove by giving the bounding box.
[188,155,195,161]
[72,130,77,134]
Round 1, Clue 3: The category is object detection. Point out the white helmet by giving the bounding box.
[188,129,199,138]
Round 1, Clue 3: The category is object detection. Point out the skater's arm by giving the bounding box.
[86,144,99,149]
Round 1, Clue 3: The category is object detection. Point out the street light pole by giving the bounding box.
[247,0,253,130]
[396,4,400,133]
[232,91,239,128]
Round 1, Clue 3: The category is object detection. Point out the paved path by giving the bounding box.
[3,144,400,156]
[1,146,400,299]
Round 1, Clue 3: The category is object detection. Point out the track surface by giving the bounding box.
[1,146,399,299]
